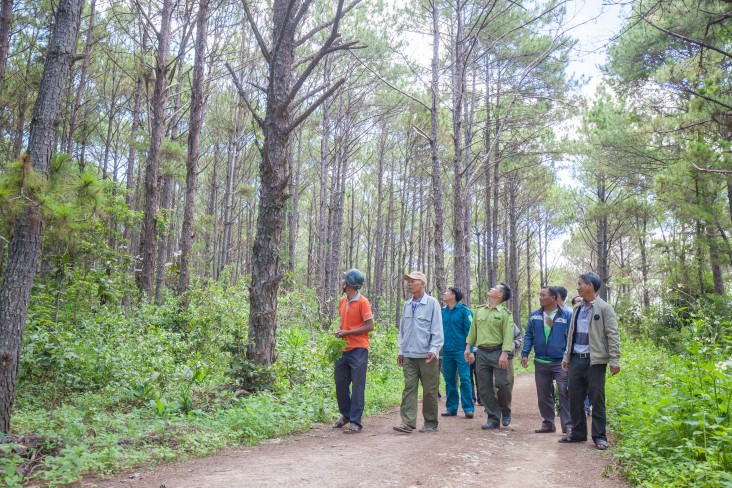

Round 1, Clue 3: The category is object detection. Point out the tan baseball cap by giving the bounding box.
[403,271,427,284]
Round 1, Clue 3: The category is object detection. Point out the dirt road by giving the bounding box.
[91,373,629,488]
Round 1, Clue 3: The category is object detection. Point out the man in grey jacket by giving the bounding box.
[393,271,444,434]
[560,271,620,450]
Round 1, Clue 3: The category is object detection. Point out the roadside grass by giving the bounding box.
[1,286,405,487]
[607,335,732,488]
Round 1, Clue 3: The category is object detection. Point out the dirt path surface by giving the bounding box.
[90,374,629,488]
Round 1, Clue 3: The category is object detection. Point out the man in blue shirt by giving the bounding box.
[393,271,444,434]
[440,287,474,419]
[521,286,572,434]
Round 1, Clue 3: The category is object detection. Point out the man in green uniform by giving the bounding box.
[465,283,514,430]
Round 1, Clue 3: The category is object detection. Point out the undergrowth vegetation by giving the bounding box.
[608,302,732,488]
[0,282,402,487]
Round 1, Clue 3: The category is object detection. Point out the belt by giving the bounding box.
[571,352,590,359]
[477,344,503,353]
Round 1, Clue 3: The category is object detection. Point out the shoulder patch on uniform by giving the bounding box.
[594,314,600,320]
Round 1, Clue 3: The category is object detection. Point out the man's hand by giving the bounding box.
[498,352,508,369]
[521,357,528,368]
[609,365,620,375]
[561,360,569,372]
[468,353,475,365]
[334,327,345,338]
[426,352,436,363]
[464,348,471,362]
[397,355,404,367]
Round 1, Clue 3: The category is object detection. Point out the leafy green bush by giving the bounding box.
[607,334,732,487]
[5,282,404,486]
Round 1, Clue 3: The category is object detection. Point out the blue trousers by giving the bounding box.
[334,348,368,428]
[442,349,474,414]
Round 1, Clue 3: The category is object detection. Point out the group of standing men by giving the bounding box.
[331,268,620,451]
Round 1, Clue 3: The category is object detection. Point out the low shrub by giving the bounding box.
[3,283,403,487]
[607,335,732,487]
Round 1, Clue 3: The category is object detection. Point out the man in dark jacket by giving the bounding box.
[521,286,572,434]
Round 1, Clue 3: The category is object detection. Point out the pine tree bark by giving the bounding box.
[178,0,209,306]
[208,145,220,279]
[0,0,82,433]
[287,132,302,282]
[155,173,173,305]
[316,59,331,323]
[429,0,446,301]
[637,213,650,309]
[0,0,13,95]
[220,140,236,276]
[371,129,386,318]
[596,176,609,301]
[66,0,95,158]
[139,0,173,300]
[232,0,354,365]
[507,174,520,325]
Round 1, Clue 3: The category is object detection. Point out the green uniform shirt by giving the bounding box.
[466,302,513,352]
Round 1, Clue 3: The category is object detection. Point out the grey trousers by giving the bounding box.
[534,361,571,432]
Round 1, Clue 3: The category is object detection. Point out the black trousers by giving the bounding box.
[568,356,607,441]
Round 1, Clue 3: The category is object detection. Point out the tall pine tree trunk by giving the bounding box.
[235,0,352,365]
[316,59,331,323]
[178,0,209,305]
[66,0,95,158]
[429,0,446,300]
[596,176,609,301]
[371,128,386,317]
[0,0,82,433]
[139,0,173,300]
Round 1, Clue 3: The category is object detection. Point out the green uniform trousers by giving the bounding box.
[400,357,440,428]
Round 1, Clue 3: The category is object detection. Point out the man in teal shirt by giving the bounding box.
[464,283,514,429]
[440,287,474,418]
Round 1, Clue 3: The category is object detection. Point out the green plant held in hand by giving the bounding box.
[323,333,348,364]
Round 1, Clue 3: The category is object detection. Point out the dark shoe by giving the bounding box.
[558,435,587,443]
[419,425,438,433]
[535,423,556,433]
[393,423,415,434]
[501,416,511,427]
[440,411,457,417]
[343,423,362,434]
[481,421,500,430]
[465,411,474,419]
[332,416,349,428]
[595,438,608,450]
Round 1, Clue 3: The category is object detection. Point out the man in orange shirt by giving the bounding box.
[332,269,374,434]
